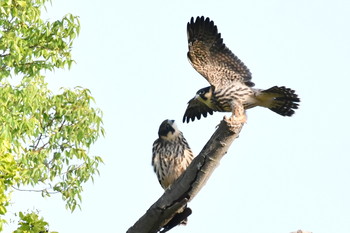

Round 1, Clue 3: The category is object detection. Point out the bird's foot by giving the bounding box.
[231,113,246,124]
[223,114,245,127]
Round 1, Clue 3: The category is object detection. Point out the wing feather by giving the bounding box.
[183,97,215,123]
[187,16,254,87]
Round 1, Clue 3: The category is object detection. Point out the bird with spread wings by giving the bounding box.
[183,16,300,123]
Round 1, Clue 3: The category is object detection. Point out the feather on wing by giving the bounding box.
[187,16,254,87]
[183,97,215,123]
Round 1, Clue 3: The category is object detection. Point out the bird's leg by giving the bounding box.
[229,101,246,124]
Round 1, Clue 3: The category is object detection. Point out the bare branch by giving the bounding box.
[127,117,244,233]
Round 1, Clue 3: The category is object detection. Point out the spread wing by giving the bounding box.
[187,16,254,88]
[183,97,215,123]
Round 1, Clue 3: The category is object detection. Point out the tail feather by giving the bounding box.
[160,207,192,232]
[259,86,300,116]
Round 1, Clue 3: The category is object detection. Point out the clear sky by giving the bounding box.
[5,0,350,233]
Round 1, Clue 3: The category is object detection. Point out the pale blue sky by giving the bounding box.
[5,0,350,233]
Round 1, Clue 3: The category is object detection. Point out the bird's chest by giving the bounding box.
[212,85,254,111]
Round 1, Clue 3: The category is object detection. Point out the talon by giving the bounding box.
[231,112,247,124]
[231,114,246,124]
[223,115,234,127]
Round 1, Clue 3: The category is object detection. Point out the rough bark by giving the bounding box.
[127,118,244,233]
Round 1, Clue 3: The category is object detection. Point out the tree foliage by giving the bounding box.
[0,0,104,231]
[13,211,57,233]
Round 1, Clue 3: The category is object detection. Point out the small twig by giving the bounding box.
[11,186,59,194]
[33,133,43,150]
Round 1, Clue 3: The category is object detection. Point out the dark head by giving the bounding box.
[195,86,214,109]
[196,86,212,100]
[158,119,180,140]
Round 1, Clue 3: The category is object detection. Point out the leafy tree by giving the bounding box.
[0,0,104,231]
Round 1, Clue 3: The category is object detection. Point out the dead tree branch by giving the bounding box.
[127,118,244,233]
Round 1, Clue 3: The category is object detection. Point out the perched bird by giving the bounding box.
[183,16,300,123]
[152,119,194,189]
[152,119,193,231]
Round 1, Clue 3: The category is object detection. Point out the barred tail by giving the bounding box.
[257,86,300,116]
